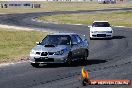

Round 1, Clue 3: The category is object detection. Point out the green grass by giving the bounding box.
[0,2,132,13]
[0,29,47,63]
[37,11,132,27]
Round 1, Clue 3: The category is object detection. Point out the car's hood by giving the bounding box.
[32,45,70,52]
[90,27,112,31]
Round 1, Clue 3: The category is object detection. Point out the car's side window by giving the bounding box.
[75,35,82,43]
[71,35,82,44]
[71,35,78,44]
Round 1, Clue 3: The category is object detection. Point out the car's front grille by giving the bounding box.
[41,52,48,56]
[36,52,55,56]
[97,34,106,37]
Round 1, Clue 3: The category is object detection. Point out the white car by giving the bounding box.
[89,21,113,40]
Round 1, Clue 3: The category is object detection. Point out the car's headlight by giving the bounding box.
[106,31,112,33]
[91,31,98,33]
[30,50,36,54]
[54,48,68,55]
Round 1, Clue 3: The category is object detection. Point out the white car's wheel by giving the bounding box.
[31,63,39,68]
[90,37,93,40]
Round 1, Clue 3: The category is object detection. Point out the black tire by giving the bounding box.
[31,63,39,68]
[83,50,89,61]
[90,37,93,40]
[66,53,73,65]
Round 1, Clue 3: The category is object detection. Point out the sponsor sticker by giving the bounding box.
[79,67,131,86]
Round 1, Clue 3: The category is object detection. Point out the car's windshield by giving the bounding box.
[40,35,71,45]
[92,22,110,27]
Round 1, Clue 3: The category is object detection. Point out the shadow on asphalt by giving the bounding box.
[36,59,107,68]
[90,36,126,40]
[112,36,126,39]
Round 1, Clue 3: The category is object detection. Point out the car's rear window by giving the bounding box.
[92,22,110,27]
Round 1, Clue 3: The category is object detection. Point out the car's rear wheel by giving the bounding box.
[83,50,89,61]
[31,63,39,68]
[66,53,73,65]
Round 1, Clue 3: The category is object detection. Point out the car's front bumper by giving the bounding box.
[29,54,68,64]
[90,33,113,38]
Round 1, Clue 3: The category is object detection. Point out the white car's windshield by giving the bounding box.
[92,22,110,27]
[40,35,71,45]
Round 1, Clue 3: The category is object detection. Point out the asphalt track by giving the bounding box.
[0,8,132,88]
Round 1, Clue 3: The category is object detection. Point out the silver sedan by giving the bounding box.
[30,33,89,67]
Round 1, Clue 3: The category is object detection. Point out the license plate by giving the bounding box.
[45,57,48,59]
[97,34,106,37]
[40,57,48,59]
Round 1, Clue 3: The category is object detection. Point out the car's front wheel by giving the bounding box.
[83,50,89,61]
[31,63,39,68]
[90,37,93,40]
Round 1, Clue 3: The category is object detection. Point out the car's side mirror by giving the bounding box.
[88,25,92,28]
[36,42,40,45]
[111,25,114,27]
[80,35,87,41]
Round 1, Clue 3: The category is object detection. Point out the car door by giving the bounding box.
[71,35,81,59]
[74,35,85,57]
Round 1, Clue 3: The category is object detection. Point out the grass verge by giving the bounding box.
[37,11,132,27]
[0,2,132,13]
[0,29,47,63]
